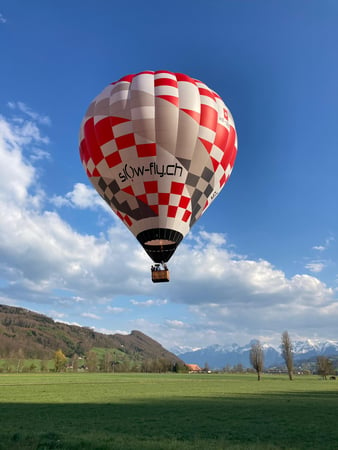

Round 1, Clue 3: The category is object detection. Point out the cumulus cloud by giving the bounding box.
[51,182,111,213]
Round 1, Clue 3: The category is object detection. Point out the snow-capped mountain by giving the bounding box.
[172,339,338,370]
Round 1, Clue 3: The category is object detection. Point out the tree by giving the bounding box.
[281,331,294,380]
[71,354,79,372]
[250,341,264,381]
[317,356,333,380]
[86,350,97,372]
[54,349,67,372]
[40,359,48,372]
[15,348,25,373]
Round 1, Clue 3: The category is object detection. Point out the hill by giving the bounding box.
[0,304,182,365]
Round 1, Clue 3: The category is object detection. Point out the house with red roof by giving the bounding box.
[186,364,202,373]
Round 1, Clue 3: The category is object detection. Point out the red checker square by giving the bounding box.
[220,151,231,169]
[182,210,191,222]
[158,95,179,107]
[176,73,194,83]
[116,74,134,83]
[170,181,185,195]
[155,78,178,88]
[179,196,190,209]
[122,185,134,195]
[149,204,159,215]
[116,133,136,150]
[198,87,216,100]
[106,151,122,168]
[168,205,178,218]
[84,118,104,165]
[199,137,213,154]
[220,127,236,169]
[229,146,237,167]
[144,180,158,194]
[137,194,148,205]
[200,104,218,132]
[80,139,90,165]
[211,156,220,172]
[110,116,130,127]
[219,173,226,188]
[124,215,132,227]
[158,193,170,205]
[95,117,114,146]
[115,210,123,220]
[92,168,100,177]
[137,143,157,157]
[214,123,229,151]
[181,108,200,123]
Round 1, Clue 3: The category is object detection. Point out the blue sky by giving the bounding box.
[0,1,337,351]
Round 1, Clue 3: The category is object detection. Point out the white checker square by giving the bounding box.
[113,121,134,138]
[169,193,181,207]
[210,144,224,162]
[198,125,216,143]
[131,106,155,120]
[155,85,178,97]
[177,81,200,111]
[158,204,169,217]
[110,87,129,104]
[131,73,154,94]
[155,72,177,80]
[101,139,118,156]
[146,193,158,205]
[87,158,95,174]
[200,95,217,108]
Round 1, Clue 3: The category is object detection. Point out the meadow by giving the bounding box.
[0,372,337,449]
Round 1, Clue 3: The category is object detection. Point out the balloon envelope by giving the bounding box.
[79,71,237,263]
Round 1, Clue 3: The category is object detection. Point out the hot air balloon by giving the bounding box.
[79,71,237,282]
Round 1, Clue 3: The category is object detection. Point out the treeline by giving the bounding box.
[0,348,188,374]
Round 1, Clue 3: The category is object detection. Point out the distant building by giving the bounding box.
[186,364,202,373]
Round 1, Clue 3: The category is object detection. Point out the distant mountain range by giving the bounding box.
[172,339,338,370]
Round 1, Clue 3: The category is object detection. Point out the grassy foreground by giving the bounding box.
[0,373,337,449]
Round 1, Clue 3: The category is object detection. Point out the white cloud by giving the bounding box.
[81,312,101,320]
[8,102,51,126]
[165,319,188,328]
[305,261,325,273]
[51,182,111,213]
[0,13,6,24]
[0,116,37,204]
[130,298,168,307]
[312,245,325,251]
[106,306,126,314]
[312,236,335,252]
[49,310,66,319]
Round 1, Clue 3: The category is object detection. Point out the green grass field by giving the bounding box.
[0,372,337,449]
